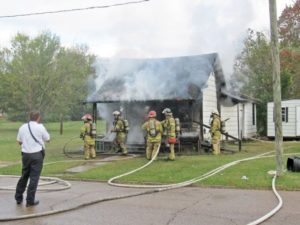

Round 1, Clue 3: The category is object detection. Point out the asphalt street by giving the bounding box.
[0,178,300,225]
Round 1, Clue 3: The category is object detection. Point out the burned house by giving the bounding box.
[86,53,256,153]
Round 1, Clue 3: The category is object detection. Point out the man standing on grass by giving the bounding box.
[15,111,50,207]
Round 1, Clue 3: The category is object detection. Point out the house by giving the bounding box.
[86,53,257,151]
[267,99,300,138]
[220,91,257,139]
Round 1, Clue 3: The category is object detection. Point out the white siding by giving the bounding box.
[243,103,257,138]
[202,72,217,127]
[221,104,239,138]
[268,99,300,137]
[202,72,257,139]
[221,102,257,139]
[267,102,274,136]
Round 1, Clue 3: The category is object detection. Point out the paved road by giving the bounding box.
[0,178,299,225]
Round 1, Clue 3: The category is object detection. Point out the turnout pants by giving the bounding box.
[212,137,221,155]
[15,151,44,204]
[84,143,96,159]
[146,142,160,160]
[168,143,175,160]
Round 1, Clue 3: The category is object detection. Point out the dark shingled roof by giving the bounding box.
[86,53,226,103]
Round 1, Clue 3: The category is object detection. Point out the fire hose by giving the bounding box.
[0,175,71,191]
[0,147,298,224]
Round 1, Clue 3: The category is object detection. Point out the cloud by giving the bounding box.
[0,0,293,75]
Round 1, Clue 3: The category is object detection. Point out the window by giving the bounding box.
[252,103,256,125]
[282,107,288,122]
[273,107,288,123]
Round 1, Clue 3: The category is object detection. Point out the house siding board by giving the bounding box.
[243,103,256,137]
[221,102,256,139]
[268,100,300,137]
[202,72,218,127]
[221,105,239,138]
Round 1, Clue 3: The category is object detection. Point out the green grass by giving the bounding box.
[1,118,300,190]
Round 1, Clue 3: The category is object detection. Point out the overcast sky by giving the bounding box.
[0,0,295,75]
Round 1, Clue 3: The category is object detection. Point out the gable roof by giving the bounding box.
[87,53,226,103]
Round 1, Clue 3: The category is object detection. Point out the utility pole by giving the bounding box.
[269,0,284,175]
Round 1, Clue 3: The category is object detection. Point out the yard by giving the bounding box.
[0,118,300,190]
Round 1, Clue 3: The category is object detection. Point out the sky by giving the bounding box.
[0,0,295,76]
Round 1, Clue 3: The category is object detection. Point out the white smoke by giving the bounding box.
[89,54,218,102]
[88,53,221,145]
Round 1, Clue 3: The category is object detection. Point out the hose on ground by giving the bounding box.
[0,147,298,223]
[0,175,71,191]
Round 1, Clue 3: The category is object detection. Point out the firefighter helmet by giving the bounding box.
[211,109,219,115]
[148,110,157,118]
[113,111,121,116]
[82,114,92,121]
[162,108,172,114]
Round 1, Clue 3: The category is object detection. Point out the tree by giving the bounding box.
[231,0,300,137]
[278,0,300,48]
[0,49,10,114]
[232,30,272,135]
[232,29,290,135]
[0,32,96,121]
[280,48,300,98]
[278,0,300,98]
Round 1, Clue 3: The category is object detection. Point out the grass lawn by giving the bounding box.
[1,118,300,190]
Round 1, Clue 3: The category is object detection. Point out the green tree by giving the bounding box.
[0,32,96,121]
[233,30,272,135]
[279,48,300,98]
[232,29,291,135]
[0,49,10,114]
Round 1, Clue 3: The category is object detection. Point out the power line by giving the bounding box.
[0,0,150,19]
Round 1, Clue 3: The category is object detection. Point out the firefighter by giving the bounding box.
[161,108,176,160]
[142,110,163,160]
[210,109,221,155]
[111,111,128,155]
[80,114,96,160]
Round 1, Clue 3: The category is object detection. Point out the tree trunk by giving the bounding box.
[60,113,63,135]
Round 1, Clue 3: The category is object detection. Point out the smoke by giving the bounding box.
[88,53,224,144]
[186,0,256,76]
[97,102,154,144]
[85,0,269,144]
[89,54,220,102]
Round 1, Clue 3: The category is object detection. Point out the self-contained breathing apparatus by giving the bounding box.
[80,114,96,139]
[112,110,129,133]
[174,118,181,135]
[80,122,96,139]
[113,118,130,133]
[90,122,97,138]
[149,119,157,137]
[123,119,130,133]
[167,118,181,144]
